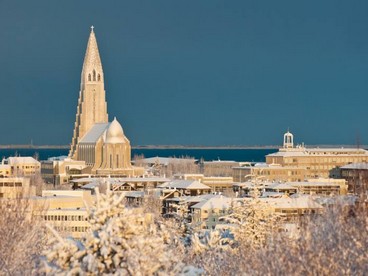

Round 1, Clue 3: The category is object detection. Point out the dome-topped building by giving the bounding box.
[69,28,143,176]
[105,117,127,144]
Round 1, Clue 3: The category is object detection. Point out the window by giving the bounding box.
[98,74,101,81]
[93,70,96,81]
[88,74,91,81]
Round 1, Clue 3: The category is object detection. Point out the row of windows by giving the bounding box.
[54,226,89,233]
[0,182,22,187]
[285,157,368,164]
[308,151,364,155]
[44,215,87,222]
[14,166,39,169]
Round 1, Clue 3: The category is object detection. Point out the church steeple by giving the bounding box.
[69,26,108,159]
[81,26,104,85]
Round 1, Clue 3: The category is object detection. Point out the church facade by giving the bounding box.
[69,27,143,176]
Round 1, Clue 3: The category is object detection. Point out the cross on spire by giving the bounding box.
[91,25,94,32]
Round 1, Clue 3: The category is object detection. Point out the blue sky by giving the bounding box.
[1,0,368,146]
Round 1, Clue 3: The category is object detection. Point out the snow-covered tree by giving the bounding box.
[222,187,282,249]
[42,186,186,275]
[0,198,45,274]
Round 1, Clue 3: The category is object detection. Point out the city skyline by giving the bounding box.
[1,0,368,146]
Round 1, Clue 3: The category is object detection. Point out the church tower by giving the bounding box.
[69,27,108,158]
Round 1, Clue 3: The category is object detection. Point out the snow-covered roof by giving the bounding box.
[191,196,234,210]
[203,160,238,165]
[288,181,340,187]
[267,147,368,157]
[124,191,145,198]
[73,176,170,184]
[165,194,218,203]
[81,182,100,190]
[314,195,357,206]
[254,162,268,167]
[133,157,197,166]
[79,123,110,143]
[158,180,211,190]
[261,191,285,198]
[47,156,68,161]
[340,162,368,170]
[5,157,40,165]
[232,181,254,188]
[261,196,323,210]
[265,183,297,190]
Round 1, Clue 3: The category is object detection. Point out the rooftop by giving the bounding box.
[159,180,211,190]
[79,123,110,143]
[340,162,368,170]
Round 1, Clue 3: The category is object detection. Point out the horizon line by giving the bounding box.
[0,144,366,150]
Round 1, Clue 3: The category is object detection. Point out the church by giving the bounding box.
[69,27,143,176]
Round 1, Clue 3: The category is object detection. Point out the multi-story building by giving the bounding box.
[338,163,368,196]
[202,160,240,177]
[191,196,235,229]
[41,156,89,185]
[233,163,307,183]
[2,157,40,176]
[159,180,211,197]
[32,190,94,238]
[174,174,233,192]
[264,179,347,196]
[0,177,35,198]
[265,131,368,178]
[0,164,11,177]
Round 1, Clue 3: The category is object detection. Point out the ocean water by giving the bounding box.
[0,148,277,162]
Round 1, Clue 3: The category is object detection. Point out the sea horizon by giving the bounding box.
[0,144,366,150]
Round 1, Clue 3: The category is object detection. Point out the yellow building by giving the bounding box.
[43,208,89,239]
[266,131,368,178]
[69,27,143,177]
[31,190,94,238]
[0,177,35,198]
[233,164,307,182]
[202,160,240,177]
[0,164,11,177]
[41,157,89,185]
[262,196,324,220]
[174,173,234,192]
[264,178,347,196]
[2,157,40,176]
[190,195,324,228]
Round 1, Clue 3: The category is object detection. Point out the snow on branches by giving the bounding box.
[42,186,184,275]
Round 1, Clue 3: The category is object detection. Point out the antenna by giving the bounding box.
[356,131,361,149]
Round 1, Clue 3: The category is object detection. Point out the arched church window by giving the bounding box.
[88,74,91,81]
[93,70,96,81]
[98,74,101,81]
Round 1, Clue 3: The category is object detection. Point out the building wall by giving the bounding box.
[266,150,368,178]
[42,209,89,239]
[0,165,11,177]
[340,168,368,195]
[0,177,34,198]
[232,166,307,182]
